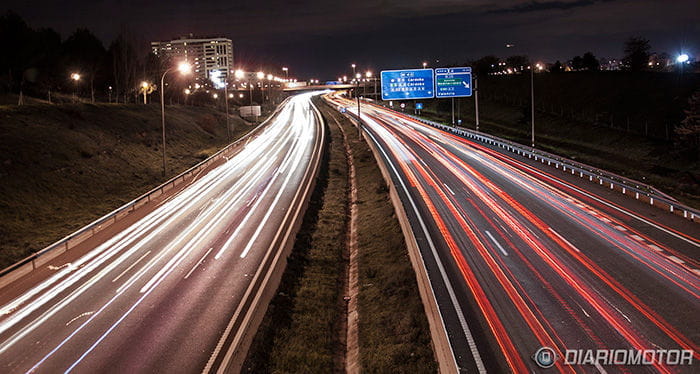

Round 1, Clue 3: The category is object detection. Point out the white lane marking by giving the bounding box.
[630,234,644,242]
[648,244,663,252]
[184,247,213,279]
[111,251,151,283]
[594,361,608,374]
[485,230,509,256]
[548,228,581,253]
[599,217,611,223]
[366,130,484,373]
[574,301,590,318]
[65,311,94,326]
[443,183,455,196]
[692,269,700,277]
[612,304,632,323]
[614,225,627,232]
[667,256,685,265]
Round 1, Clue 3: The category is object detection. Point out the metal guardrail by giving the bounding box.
[396,111,700,223]
[0,100,290,282]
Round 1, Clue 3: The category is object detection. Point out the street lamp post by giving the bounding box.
[530,65,535,147]
[282,67,288,79]
[141,81,149,104]
[70,73,81,102]
[355,72,361,137]
[224,79,231,142]
[160,62,191,177]
[351,63,356,77]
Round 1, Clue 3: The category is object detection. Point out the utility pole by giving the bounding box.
[451,97,455,125]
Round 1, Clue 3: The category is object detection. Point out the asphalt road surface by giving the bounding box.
[0,92,325,373]
[327,95,699,374]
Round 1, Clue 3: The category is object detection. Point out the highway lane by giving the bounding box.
[0,92,325,373]
[327,95,699,373]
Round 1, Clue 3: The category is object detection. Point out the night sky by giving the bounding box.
[4,0,699,79]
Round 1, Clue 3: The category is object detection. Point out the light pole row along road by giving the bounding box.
[0,92,326,373]
[325,94,699,373]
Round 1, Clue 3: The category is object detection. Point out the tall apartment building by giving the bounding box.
[151,35,233,83]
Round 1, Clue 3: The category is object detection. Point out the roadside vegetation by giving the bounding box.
[0,101,259,268]
[243,99,436,372]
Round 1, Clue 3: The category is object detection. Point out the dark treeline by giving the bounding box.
[0,11,170,105]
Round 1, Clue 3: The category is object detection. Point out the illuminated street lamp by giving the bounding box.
[160,61,192,176]
[422,61,427,68]
[351,63,356,77]
[282,67,288,79]
[70,73,81,102]
[140,81,153,104]
[256,71,265,80]
[676,53,689,63]
[355,72,362,136]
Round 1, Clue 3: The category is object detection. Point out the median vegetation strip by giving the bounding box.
[243,99,436,372]
[243,108,347,372]
[331,106,437,372]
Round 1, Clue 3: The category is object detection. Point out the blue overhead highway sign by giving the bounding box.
[435,67,472,98]
[381,69,434,100]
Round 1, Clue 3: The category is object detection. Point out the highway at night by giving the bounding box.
[0,93,324,373]
[326,94,699,373]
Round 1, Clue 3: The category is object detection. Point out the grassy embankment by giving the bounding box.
[243,99,436,372]
[0,101,259,268]
[399,72,700,208]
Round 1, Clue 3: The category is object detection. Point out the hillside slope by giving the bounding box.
[0,102,255,268]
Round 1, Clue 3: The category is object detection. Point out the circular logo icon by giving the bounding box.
[533,346,558,368]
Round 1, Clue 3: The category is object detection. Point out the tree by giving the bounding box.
[472,55,500,75]
[62,28,106,103]
[675,90,700,161]
[108,30,140,103]
[622,36,651,72]
[505,55,529,71]
[571,56,583,71]
[582,52,600,71]
[550,60,563,73]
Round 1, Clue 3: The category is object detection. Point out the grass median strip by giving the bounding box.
[242,116,347,372]
[244,98,436,372]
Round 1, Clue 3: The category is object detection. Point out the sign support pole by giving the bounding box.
[475,76,479,132]
[451,97,455,125]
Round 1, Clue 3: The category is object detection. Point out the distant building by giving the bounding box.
[151,34,233,84]
[599,58,622,71]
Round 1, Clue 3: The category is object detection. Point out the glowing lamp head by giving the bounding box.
[177,62,192,75]
[256,71,265,79]
[70,73,81,81]
[234,69,245,79]
[267,74,273,80]
[365,71,372,78]
[677,54,689,63]
[141,81,149,88]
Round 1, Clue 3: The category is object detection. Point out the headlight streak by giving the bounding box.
[0,93,322,372]
[342,98,699,372]
[0,121,289,348]
[384,109,698,363]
